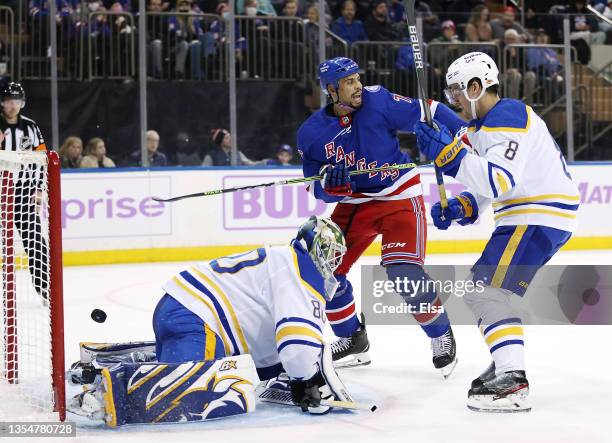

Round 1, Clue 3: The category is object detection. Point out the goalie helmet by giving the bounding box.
[296,216,346,290]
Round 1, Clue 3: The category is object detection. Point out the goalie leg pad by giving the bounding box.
[83,355,259,427]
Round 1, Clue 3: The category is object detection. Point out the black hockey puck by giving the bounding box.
[91,308,107,323]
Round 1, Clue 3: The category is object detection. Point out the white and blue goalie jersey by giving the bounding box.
[162,241,327,381]
[459,99,579,232]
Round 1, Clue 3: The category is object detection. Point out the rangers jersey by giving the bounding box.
[457,99,579,232]
[162,242,327,381]
[297,85,464,204]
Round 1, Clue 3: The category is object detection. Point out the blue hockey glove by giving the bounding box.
[321,163,352,196]
[430,192,479,230]
[414,120,467,177]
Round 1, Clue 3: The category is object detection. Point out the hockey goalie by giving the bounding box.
[67,216,358,426]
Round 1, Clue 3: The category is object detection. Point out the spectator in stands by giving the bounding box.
[266,144,294,166]
[428,20,460,98]
[568,0,605,44]
[175,131,202,165]
[59,136,83,169]
[238,0,277,16]
[365,0,401,41]
[388,0,405,23]
[168,0,204,79]
[527,28,564,102]
[447,0,484,25]
[501,28,536,104]
[429,20,460,73]
[414,0,440,41]
[129,130,168,167]
[146,0,166,78]
[282,0,298,16]
[80,137,116,168]
[465,5,492,42]
[331,0,368,44]
[490,6,528,42]
[211,2,246,70]
[203,128,266,166]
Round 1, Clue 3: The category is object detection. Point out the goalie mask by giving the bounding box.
[296,216,346,300]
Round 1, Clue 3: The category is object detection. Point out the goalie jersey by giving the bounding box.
[457,99,580,232]
[161,241,327,381]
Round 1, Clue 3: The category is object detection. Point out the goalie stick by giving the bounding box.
[153,161,429,202]
[403,0,449,216]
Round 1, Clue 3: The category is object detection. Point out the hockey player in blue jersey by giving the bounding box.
[413,52,579,412]
[66,217,361,426]
[297,57,464,377]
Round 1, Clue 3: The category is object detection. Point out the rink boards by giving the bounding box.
[58,164,612,265]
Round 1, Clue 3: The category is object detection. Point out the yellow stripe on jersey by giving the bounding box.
[204,323,217,360]
[492,193,581,208]
[290,249,327,306]
[491,225,527,288]
[480,106,532,133]
[190,267,250,354]
[494,208,577,222]
[276,326,323,344]
[484,326,524,346]
[171,276,232,355]
[495,171,509,194]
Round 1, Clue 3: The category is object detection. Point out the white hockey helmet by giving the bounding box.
[444,52,499,116]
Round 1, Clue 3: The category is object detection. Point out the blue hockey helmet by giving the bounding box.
[319,57,360,96]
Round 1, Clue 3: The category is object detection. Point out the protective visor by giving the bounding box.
[443,83,464,106]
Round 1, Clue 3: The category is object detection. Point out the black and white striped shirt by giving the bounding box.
[0,114,47,152]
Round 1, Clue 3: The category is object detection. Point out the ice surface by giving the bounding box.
[3,250,611,442]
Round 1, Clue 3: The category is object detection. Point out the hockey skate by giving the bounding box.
[331,313,371,369]
[467,370,531,413]
[471,361,496,389]
[431,327,458,379]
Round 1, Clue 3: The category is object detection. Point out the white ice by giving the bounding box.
[14,250,612,442]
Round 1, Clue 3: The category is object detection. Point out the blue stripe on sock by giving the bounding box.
[483,317,523,336]
[277,339,323,353]
[490,339,524,354]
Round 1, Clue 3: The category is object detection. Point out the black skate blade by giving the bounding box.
[440,357,458,380]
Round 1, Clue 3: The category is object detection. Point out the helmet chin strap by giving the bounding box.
[463,87,486,120]
[330,88,357,113]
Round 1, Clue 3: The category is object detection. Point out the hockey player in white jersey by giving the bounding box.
[68,217,359,426]
[413,52,580,412]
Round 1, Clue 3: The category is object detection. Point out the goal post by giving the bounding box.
[0,150,65,422]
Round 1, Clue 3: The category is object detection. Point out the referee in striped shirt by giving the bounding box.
[0,82,49,300]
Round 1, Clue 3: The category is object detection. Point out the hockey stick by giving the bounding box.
[403,0,449,215]
[257,386,377,412]
[152,161,428,202]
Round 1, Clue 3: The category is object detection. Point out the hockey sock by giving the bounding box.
[326,275,360,337]
[479,317,525,374]
[386,264,451,338]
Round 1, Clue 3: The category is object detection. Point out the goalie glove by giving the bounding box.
[289,343,353,415]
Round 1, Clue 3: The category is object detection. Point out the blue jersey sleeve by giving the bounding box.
[381,89,423,132]
[432,102,466,137]
[297,127,344,204]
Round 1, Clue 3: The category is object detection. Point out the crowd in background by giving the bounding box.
[58,128,296,168]
[3,0,611,167]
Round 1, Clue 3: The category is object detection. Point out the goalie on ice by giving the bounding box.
[68,216,360,426]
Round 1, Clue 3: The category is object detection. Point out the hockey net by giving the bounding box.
[0,150,65,421]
